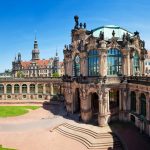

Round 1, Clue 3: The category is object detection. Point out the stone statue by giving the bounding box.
[126,32,130,41]
[134,31,139,37]
[74,15,79,29]
[83,23,86,29]
[112,30,115,37]
[99,31,104,40]
[79,23,82,28]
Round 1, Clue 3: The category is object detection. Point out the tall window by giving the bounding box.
[133,52,140,75]
[130,91,136,112]
[107,49,122,75]
[22,84,27,94]
[73,55,80,76]
[0,84,4,94]
[140,93,146,117]
[6,84,12,94]
[88,50,99,76]
[14,84,19,94]
[30,84,35,94]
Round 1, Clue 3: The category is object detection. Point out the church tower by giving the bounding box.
[53,50,59,73]
[32,37,40,61]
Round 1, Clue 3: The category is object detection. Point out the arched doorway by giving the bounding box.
[90,92,99,125]
[74,88,80,113]
[109,89,119,121]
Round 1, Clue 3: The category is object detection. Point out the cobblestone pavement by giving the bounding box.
[0,102,150,150]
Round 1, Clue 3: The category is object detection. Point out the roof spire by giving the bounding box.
[56,48,58,56]
[32,35,40,61]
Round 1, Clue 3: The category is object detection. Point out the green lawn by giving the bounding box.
[0,106,40,117]
[0,145,16,150]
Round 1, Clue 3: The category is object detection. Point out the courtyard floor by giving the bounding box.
[0,101,150,150]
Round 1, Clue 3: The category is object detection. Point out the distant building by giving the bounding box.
[12,38,64,78]
[0,70,12,78]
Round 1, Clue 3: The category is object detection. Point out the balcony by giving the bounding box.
[127,76,150,86]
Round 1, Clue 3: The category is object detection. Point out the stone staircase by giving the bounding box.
[55,123,124,149]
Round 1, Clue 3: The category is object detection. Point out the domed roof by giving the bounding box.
[92,25,134,41]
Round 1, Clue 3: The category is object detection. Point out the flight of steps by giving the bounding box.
[55,123,124,149]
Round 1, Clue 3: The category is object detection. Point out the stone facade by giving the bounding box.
[63,16,150,135]
[0,78,62,100]
[145,51,150,75]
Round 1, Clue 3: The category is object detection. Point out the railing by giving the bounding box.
[127,76,150,85]
[62,75,107,84]
[0,77,62,82]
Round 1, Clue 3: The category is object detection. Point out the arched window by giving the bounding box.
[22,84,27,94]
[140,93,146,117]
[0,84,4,94]
[107,49,122,75]
[6,84,12,94]
[88,50,99,76]
[130,91,136,112]
[38,84,43,93]
[133,51,140,75]
[73,55,80,76]
[46,84,51,94]
[14,84,19,94]
[30,84,35,94]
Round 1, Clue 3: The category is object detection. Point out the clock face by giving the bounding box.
[75,56,80,63]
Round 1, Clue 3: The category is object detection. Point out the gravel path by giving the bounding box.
[0,105,88,150]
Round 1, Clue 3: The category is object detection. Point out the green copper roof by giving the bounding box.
[92,25,134,40]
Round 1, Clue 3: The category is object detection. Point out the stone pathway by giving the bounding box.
[0,102,150,150]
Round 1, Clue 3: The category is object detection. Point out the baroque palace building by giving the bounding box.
[12,38,64,78]
[63,16,150,135]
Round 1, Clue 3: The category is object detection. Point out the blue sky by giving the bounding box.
[0,0,150,72]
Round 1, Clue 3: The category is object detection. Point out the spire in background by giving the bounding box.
[56,48,58,56]
[32,35,40,61]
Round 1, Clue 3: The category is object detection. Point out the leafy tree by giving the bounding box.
[52,72,59,77]
[17,71,25,78]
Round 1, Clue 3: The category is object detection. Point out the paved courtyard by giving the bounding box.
[0,101,149,150]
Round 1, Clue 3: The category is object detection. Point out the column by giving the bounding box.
[127,89,131,111]
[100,50,107,76]
[122,89,127,111]
[35,84,38,94]
[98,88,109,127]
[136,92,140,114]
[19,84,22,94]
[141,59,145,75]
[127,51,131,76]
[27,84,30,94]
[4,84,6,94]
[130,56,133,76]
[80,91,92,123]
[43,84,46,94]
[123,55,127,76]
[51,83,53,95]
[12,84,14,94]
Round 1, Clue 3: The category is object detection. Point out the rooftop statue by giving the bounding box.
[74,15,79,29]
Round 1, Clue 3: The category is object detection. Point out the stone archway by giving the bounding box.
[73,88,80,113]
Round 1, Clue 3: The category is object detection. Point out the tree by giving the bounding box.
[52,72,59,77]
[17,71,25,78]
